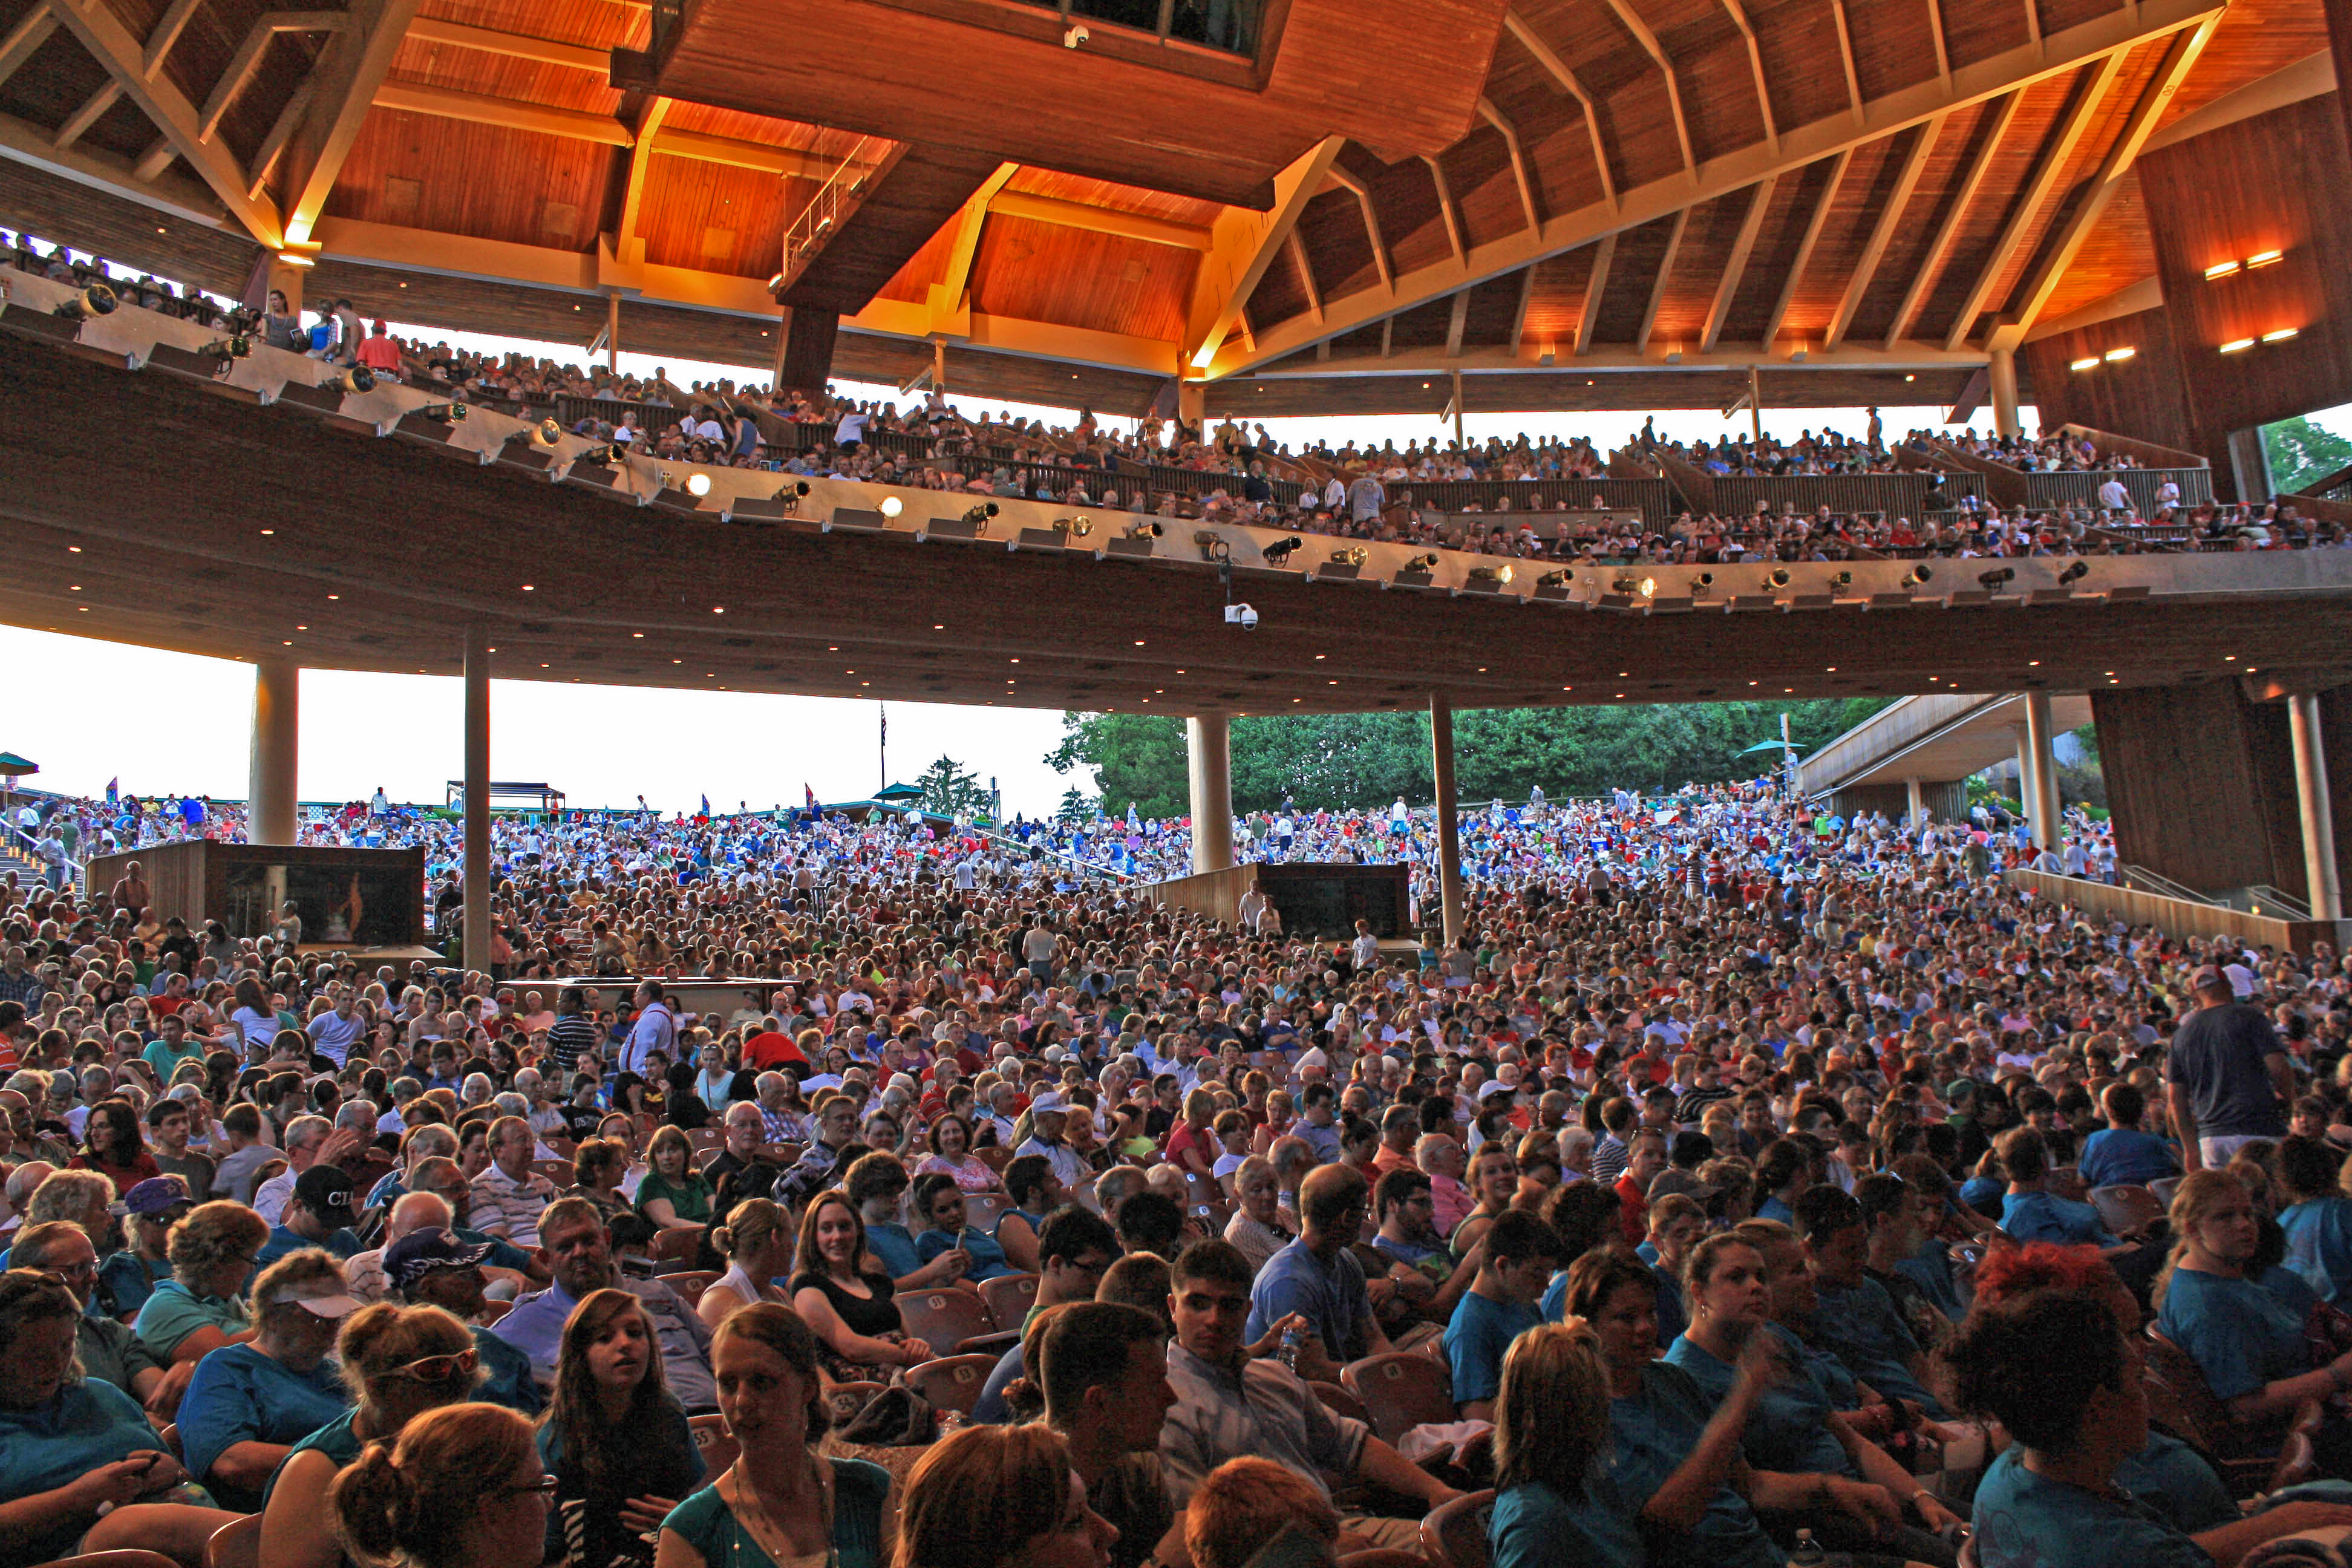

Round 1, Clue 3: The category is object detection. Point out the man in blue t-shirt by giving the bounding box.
[1443,1208,1559,1419]
[2077,1082,2181,1190]
[2166,965,2290,1171]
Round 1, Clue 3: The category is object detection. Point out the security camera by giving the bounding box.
[1224,603,1258,630]
[1063,22,1087,45]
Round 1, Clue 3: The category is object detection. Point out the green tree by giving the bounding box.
[1055,786,1096,825]
[915,754,987,816]
[2262,415,2352,496]
[1045,712,1189,818]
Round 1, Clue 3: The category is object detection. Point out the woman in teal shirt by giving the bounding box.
[1489,1319,1647,1568]
[912,1172,1014,1284]
[658,1305,890,1568]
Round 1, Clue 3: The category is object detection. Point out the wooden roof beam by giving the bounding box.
[1601,0,1697,181]
[50,0,285,247]
[369,82,629,144]
[1635,208,1686,353]
[1206,0,2223,379]
[280,0,423,246]
[1181,136,1341,369]
[1509,266,1533,353]
[1503,10,1615,211]
[1446,290,1468,357]
[1762,148,1851,350]
[53,80,117,149]
[1927,0,1950,86]
[1829,0,1864,123]
[402,18,605,72]
[1422,155,1464,265]
[1942,48,2128,350]
[197,11,342,143]
[1701,177,1775,353]
[1885,91,2025,348]
[1825,115,1939,351]
[648,128,833,180]
[245,77,310,198]
[1574,232,1615,356]
[1238,340,1991,377]
[140,0,201,76]
[1717,0,1777,149]
[610,94,671,266]
[926,162,1017,330]
[1286,229,1322,324]
[1477,97,1542,232]
[990,191,1212,250]
[0,4,58,90]
[1327,163,1394,293]
[1990,17,2220,349]
[0,105,226,220]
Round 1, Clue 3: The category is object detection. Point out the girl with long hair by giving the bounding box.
[540,1287,706,1568]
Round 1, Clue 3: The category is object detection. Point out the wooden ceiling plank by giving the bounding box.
[52,80,119,150]
[1762,148,1851,351]
[50,0,286,247]
[0,106,226,220]
[1286,227,1322,324]
[1601,0,1697,180]
[1182,136,1341,368]
[1210,0,2222,379]
[1884,90,2025,348]
[1826,115,1938,351]
[280,0,423,247]
[140,0,201,77]
[1992,16,2218,348]
[1503,9,1616,211]
[0,4,58,90]
[1635,207,1687,353]
[1700,176,1775,353]
[1941,48,2128,351]
[198,11,344,145]
[1717,0,1777,149]
[1574,232,1615,356]
[1477,97,1543,232]
[246,77,311,198]
[1830,0,1864,123]
[402,18,606,73]
[1422,154,1464,265]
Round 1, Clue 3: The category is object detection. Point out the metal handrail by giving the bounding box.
[971,823,1137,883]
[777,136,888,296]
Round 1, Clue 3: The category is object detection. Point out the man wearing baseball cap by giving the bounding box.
[256,1165,361,1267]
[384,1226,542,1414]
[98,1174,194,1319]
[2165,963,2292,1172]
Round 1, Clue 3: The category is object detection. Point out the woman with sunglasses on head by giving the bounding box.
[261,1302,485,1568]
[541,1287,706,1568]
[333,1402,554,1568]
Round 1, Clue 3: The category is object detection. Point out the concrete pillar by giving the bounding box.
[1905,776,1926,829]
[462,625,492,975]
[1430,694,1464,946]
[2025,690,2062,852]
[1988,347,2021,439]
[248,659,299,846]
[2011,722,2037,846]
[1185,714,1233,875]
[2288,693,2344,920]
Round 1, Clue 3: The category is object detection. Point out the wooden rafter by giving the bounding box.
[1942,48,2128,350]
[1601,0,1697,181]
[611,95,671,264]
[1503,10,1615,211]
[1926,0,1951,85]
[53,81,118,149]
[279,0,423,247]
[1209,0,2221,379]
[371,82,629,143]
[403,18,603,71]
[1286,229,1321,323]
[1829,0,1864,122]
[1422,155,1463,264]
[1762,148,1851,349]
[245,77,310,197]
[1181,137,1341,367]
[1477,97,1541,232]
[1327,165,1393,292]
[1635,208,1687,353]
[1509,267,1534,353]
[50,0,285,246]
[989,192,1210,250]
[2025,0,2042,51]
[929,162,1016,323]
[1826,115,1939,350]
[0,4,57,90]
[140,0,203,76]
[1886,90,2025,347]
[1575,232,1615,355]
[1701,177,1775,353]
[197,11,341,143]
[1717,0,1776,149]
[1445,291,1468,357]
[1992,17,2219,347]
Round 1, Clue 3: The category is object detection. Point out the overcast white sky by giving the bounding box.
[5,255,2069,814]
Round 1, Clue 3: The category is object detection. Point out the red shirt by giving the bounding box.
[742,1031,807,1071]
[1613,1172,1648,1247]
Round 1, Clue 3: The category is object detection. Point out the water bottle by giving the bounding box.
[1278,1321,1306,1373]
[1788,1529,1826,1567]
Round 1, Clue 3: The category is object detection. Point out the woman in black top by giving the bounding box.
[788,1189,927,1382]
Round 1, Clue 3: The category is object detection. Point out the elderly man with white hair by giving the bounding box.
[251,1113,358,1224]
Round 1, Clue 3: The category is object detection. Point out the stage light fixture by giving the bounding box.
[1468,564,1515,584]
[1612,576,1638,594]
[1195,531,1232,563]
[1766,568,1791,589]
[2057,561,2089,586]
[879,495,904,518]
[1261,535,1305,565]
[1830,570,1852,591]
[419,402,468,424]
[1537,569,1571,589]
[1902,564,1933,587]
[54,283,117,322]
[965,502,1002,526]
[332,365,375,394]
[531,417,563,447]
[1125,520,1164,540]
[1330,547,1368,569]
[685,473,712,498]
[200,335,252,361]
[1979,567,2015,589]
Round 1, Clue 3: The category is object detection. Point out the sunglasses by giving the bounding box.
[386,1347,479,1383]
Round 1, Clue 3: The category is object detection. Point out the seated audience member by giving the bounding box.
[788,1188,927,1378]
[1955,1288,2352,1568]
[567,1137,635,1223]
[1489,1321,1644,1568]
[994,1153,1066,1275]
[1793,1186,1949,1417]
[636,1125,716,1234]
[973,1205,1122,1423]
[696,1195,795,1327]
[0,1271,240,1566]
[136,1197,268,1364]
[657,1303,892,1568]
[1445,1208,1562,1419]
[1244,1165,1391,1378]
[2077,1083,2181,1190]
[1184,1457,1340,1568]
[101,1174,192,1322]
[844,1152,967,1287]
[175,1246,358,1510]
[542,1285,707,1568]
[2273,1134,2352,1309]
[1996,1127,2132,1253]
[1221,1156,1296,1275]
[897,1424,1120,1568]
[70,1097,163,1195]
[10,1219,169,1406]
[913,1169,1014,1282]
[1037,1301,1181,1568]
[383,1226,544,1414]
[489,1197,716,1413]
[471,1115,558,1247]
[1114,1191,1186,1261]
[1639,1191,1706,1347]
[257,1163,362,1266]
[330,1402,551,1568]
[261,1301,486,1568]
[1160,1240,1459,1554]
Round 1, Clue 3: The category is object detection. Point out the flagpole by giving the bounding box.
[879,703,887,793]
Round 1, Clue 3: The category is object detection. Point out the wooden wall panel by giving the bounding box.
[328,112,611,253]
[970,216,1196,342]
[0,157,263,296]
[2020,304,2197,451]
[636,157,791,279]
[2092,682,2278,895]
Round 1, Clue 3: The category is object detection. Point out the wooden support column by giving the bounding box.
[773,305,838,396]
[248,659,298,846]
[2025,692,2062,850]
[2289,694,2344,920]
[1431,694,1463,946]
[1187,714,1233,875]
[1989,346,2021,437]
[606,293,619,373]
[462,623,491,976]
